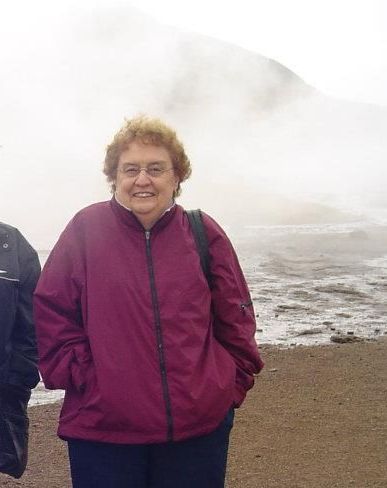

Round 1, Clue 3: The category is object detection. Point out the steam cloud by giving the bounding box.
[1,4,386,247]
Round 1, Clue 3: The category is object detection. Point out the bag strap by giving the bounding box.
[186,209,212,288]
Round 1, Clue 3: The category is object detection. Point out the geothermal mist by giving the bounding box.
[1,4,386,248]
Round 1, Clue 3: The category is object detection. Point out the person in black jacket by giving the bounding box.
[0,222,40,478]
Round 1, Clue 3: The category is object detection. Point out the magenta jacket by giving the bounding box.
[34,198,263,444]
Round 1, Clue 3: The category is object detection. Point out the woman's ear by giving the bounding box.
[173,174,180,191]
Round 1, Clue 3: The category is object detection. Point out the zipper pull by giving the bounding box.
[145,230,151,240]
[240,300,253,314]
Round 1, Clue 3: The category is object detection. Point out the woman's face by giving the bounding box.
[114,140,179,229]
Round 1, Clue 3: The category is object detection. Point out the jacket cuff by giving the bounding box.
[233,383,247,408]
[70,349,92,392]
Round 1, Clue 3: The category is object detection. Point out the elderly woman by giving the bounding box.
[34,116,263,488]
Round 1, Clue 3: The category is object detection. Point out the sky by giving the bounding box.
[1,0,386,248]
[125,0,387,106]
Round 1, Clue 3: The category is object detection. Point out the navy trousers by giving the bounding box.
[67,409,234,488]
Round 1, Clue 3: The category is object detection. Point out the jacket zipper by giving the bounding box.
[145,230,174,441]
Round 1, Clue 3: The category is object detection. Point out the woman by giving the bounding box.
[34,116,264,487]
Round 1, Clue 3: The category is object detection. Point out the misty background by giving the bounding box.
[1,1,387,249]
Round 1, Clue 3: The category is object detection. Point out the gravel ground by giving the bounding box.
[1,338,386,488]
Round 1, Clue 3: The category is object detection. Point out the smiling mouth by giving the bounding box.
[133,192,155,198]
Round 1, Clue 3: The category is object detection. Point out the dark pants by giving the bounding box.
[67,409,234,488]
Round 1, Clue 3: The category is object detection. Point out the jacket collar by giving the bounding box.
[110,195,178,233]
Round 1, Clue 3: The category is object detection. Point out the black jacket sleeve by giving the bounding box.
[6,229,41,389]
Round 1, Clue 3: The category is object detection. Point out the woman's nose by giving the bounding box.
[134,169,152,184]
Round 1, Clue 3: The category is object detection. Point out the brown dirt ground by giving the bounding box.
[1,338,386,488]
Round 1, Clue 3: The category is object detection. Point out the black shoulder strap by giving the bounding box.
[186,209,212,288]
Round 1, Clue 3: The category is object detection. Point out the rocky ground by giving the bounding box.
[1,338,386,488]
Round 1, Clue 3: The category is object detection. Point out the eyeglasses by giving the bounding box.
[118,165,174,178]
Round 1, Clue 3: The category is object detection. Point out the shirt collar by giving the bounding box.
[112,194,176,229]
[114,193,176,215]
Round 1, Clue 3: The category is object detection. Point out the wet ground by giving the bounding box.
[236,223,387,346]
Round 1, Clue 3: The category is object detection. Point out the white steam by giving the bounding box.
[0,4,386,247]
